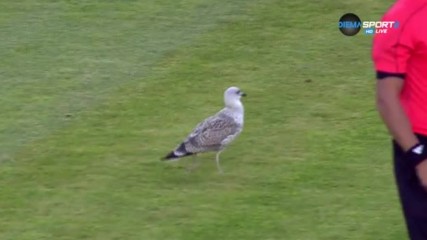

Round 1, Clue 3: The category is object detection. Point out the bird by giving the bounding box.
[162,86,246,173]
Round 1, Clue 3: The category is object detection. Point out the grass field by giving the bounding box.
[0,0,407,239]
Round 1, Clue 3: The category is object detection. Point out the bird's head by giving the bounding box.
[224,86,246,109]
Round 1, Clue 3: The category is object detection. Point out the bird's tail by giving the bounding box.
[161,143,194,161]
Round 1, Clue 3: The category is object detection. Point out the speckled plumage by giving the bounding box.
[162,86,246,173]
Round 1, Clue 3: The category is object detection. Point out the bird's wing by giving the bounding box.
[183,113,241,153]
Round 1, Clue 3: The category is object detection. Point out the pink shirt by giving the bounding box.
[372,0,427,135]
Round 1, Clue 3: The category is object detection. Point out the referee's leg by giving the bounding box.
[393,140,427,240]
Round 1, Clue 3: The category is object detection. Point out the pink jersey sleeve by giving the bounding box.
[372,20,416,74]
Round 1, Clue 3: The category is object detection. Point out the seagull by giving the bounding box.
[162,86,246,173]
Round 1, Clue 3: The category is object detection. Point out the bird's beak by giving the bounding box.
[241,92,247,97]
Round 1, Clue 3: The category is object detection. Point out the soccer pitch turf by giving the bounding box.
[0,0,406,239]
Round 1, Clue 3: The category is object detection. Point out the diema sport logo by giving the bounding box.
[338,13,399,36]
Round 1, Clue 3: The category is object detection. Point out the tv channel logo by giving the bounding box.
[338,13,399,36]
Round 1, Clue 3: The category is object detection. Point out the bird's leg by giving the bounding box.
[215,151,224,174]
[186,154,199,173]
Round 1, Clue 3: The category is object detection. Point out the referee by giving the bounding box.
[372,0,427,239]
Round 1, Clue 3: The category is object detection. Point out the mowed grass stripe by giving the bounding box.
[0,1,293,239]
[0,0,258,160]
[0,0,407,240]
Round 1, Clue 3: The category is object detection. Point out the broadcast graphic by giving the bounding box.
[338,13,399,36]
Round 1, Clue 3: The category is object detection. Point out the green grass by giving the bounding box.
[0,0,406,239]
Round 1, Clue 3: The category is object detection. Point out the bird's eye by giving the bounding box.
[236,90,241,94]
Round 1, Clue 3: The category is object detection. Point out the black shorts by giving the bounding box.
[393,134,427,240]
